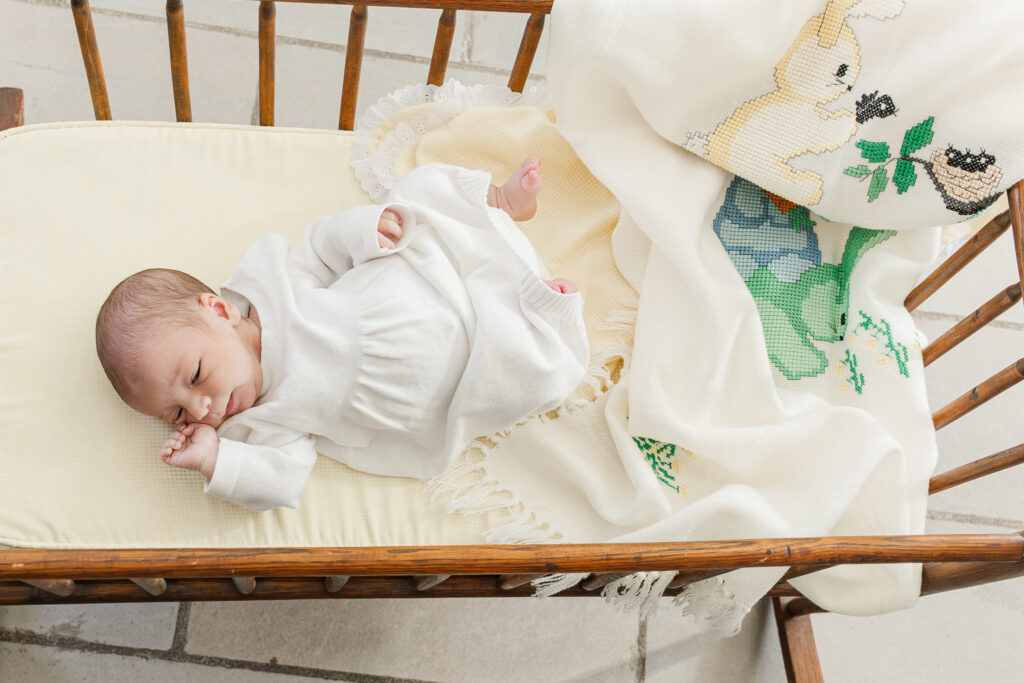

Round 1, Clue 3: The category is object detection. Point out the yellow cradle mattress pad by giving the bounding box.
[0,111,627,549]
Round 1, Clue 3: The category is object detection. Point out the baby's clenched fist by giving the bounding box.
[377,208,404,250]
[161,422,219,481]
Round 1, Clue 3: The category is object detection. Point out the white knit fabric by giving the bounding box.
[208,163,589,511]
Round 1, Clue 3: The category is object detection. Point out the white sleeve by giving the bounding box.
[287,203,417,287]
[204,435,319,511]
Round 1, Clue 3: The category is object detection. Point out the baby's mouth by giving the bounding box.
[225,392,235,417]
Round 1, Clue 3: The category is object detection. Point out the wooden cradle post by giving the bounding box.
[70,0,111,121]
[0,87,23,130]
[166,0,193,122]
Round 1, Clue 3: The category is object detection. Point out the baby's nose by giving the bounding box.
[192,395,212,419]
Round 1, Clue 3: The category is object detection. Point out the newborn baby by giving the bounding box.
[96,159,589,511]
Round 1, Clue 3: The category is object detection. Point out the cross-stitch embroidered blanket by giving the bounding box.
[519,0,1022,629]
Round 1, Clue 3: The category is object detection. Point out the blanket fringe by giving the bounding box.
[530,572,589,597]
[672,575,748,637]
[603,571,677,621]
[425,300,638,563]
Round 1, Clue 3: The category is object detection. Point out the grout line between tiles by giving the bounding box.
[912,309,1024,332]
[251,87,260,127]
[0,625,440,683]
[926,509,1023,530]
[635,615,647,683]
[15,0,68,7]
[171,602,190,653]
[460,11,476,64]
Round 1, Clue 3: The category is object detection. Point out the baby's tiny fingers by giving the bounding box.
[378,234,396,250]
[379,218,403,241]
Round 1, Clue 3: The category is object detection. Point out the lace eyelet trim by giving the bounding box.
[351,80,546,202]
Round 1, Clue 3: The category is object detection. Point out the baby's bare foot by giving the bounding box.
[544,278,577,294]
[488,156,542,221]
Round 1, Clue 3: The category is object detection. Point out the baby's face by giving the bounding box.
[128,294,262,429]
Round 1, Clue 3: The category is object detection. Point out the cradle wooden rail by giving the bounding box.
[3,1,1024,681]
[72,0,551,129]
[2,534,1023,604]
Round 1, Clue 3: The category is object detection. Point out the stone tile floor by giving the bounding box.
[2,0,1022,680]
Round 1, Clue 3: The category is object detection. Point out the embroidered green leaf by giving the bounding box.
[856,310,911,378]
[844,165,872,178]
[893,158,917,194]
[901,117,935,156]
[633,436,680,492]
[867,166,889,202]
[842,349,865,394]
[788,206,816,232]
[857,140,890,163]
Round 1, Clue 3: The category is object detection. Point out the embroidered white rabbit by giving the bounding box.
[685,0,905,206]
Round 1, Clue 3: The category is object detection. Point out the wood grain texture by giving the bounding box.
[923,283,1022,366]
[413,574,451,591]
[21,580,75,597]
[497,572,545,589]
[259,1,276,126]
[905,208,1011,311]
[0,87,24,130]
[129,578,167,596]
[427,9,456,86]
[1009,180,1024,291]
[0,575,815,606]
[1,535,1020,580]
[338,4,367,130]
[666,567,731,590]
[71,0,112,120]
[773,597,824,683]
[0,576,659,605]
[507,13,544,92]
[922,556,1024,596]
[580,572,628,591]
[268,0,552,12]
[929,443,1024,494]
[324,575,349,592]
[932,358,1024,430]
[166,0,192,122]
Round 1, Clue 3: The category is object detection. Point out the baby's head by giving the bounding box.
[96,268,263,428]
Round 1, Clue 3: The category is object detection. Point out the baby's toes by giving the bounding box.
[545,278,577,294]
[521,156,540,173]
[521,170,542,194]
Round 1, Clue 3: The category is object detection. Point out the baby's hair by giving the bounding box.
[96,268,214,402]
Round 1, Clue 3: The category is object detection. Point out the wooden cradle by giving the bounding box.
[1,2,1023,680]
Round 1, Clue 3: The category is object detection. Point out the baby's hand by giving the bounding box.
[377,208,404,249]
[161,422,219,481]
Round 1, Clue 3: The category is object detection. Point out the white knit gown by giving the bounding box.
[206,163,589,511]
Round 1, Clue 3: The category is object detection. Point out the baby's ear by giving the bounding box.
[199,292,239,322]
